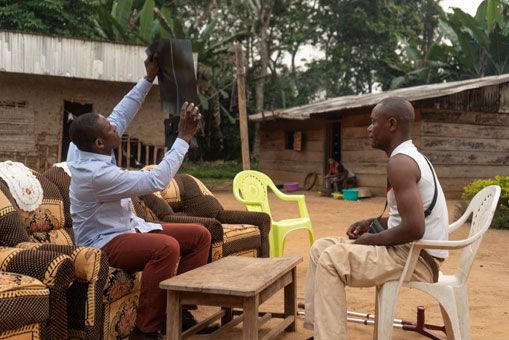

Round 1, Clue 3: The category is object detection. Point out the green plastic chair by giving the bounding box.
[233,170,314,257]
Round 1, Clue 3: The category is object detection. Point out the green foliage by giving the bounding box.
[392,0,509,89]
[459,176,509,229]
[0,0,100,39]
[178,161,257,180]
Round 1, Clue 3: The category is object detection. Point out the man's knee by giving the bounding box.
[153,236,180,259]
[317,246,347,278]
[197,225,212,245]
[310,238,334,263]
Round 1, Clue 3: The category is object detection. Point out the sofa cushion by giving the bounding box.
[42,166,73,229]
[0,271,49,331]
[18,171,65,234]
[0,182,29,246]
[222,224,260,257]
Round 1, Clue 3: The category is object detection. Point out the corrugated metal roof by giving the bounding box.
[0,30,149,83]
[250,74,509,122]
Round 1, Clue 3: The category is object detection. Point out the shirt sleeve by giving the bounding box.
[92,138,189,201]
[108,78,153,137]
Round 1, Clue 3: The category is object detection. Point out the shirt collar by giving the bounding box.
[78,149,113,162]
[390,139,414,158]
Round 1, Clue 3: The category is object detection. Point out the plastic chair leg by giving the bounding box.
[453,286,471,340]
[435,290,461,340]
[307,227,315,246]
[375,282,400,340]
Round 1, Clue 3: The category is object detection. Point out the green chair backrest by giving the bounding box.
[233,170,278,217]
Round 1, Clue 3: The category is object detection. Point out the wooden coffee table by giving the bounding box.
[160,256,302,340]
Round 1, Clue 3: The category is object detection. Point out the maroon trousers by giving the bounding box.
[102,224,211,333]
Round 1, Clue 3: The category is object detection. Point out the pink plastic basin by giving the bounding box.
[284,182,300,192]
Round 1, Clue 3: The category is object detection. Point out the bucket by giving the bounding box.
[342,188,359,201]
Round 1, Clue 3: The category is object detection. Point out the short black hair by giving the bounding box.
[69,113,101,152]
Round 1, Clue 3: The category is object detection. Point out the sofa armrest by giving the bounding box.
[0,246,75,339]
[216,210,271,257]
[161,215,224,261]
[15,242,108,284]
[15,243,109,339]
[0,246,74,289]
[161,215,224,246]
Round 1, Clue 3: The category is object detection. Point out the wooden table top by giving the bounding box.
[160,256,302,297]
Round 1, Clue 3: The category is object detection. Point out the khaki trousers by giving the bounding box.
[304,236,435,340]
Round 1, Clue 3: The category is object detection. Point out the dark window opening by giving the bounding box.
[61,101,92,161]
[285,131,294,150]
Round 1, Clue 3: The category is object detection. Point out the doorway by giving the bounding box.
[61,101,92,161]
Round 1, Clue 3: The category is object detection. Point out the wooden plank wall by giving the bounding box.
[420,109,509,198]
[341,111,422,196]
[258,119,325,187]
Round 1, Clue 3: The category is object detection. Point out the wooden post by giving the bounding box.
[235,43,251,170]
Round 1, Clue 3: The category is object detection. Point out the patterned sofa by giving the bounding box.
[0,170,109,340]
[0,245,74,340]
[0,162,271,340]
[138,170,271,259]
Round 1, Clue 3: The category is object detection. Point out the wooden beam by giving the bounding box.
[235,43,250,170]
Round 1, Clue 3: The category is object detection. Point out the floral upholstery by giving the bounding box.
[103,268,141,303]
[222,224,261,257]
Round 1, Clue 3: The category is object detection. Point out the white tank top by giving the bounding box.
[387,140,449,258]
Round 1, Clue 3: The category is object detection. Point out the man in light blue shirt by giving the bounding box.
[67,55,212,339]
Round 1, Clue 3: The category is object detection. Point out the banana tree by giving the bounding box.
[390,0,509,89]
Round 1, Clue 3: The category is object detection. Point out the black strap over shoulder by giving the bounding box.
[423,156,438,218]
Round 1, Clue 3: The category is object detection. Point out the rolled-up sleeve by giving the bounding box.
[92,139,189,201]
[108,78,153,136]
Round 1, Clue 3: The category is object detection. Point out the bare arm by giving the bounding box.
[354,154,425,246]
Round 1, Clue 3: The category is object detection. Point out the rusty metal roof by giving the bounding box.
[250,74,509,122]
[0,30,149,83]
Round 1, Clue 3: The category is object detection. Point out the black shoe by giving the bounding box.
[128,325,164,340]
[182,310,220,334]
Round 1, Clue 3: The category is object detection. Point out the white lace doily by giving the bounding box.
[0,161,43,212]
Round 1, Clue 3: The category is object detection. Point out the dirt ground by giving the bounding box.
[190,190,509,339]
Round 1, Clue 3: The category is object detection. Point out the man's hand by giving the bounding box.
[177,102,201,144]
[353,232,376,245]
[346,219,373,239]
[144,53,159,83]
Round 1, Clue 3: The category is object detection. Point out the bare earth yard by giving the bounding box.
[190,190,509,339]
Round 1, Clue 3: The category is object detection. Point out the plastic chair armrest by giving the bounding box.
[413,234,482,251]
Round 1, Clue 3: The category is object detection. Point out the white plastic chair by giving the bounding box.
[374,185,501,340]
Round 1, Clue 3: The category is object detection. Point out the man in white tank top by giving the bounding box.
[304,97,449,340]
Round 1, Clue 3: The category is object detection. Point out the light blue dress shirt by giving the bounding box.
[67,78,189,248]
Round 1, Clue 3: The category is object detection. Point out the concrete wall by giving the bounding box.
[0,72,165,170]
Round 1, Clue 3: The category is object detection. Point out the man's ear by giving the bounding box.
[388,117,398,132]
[95,138,104,150]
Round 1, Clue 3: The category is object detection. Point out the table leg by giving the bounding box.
[222,307,233,326]
[166,291,181,340]
[284,267,297,332]
[243,295,259,340]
